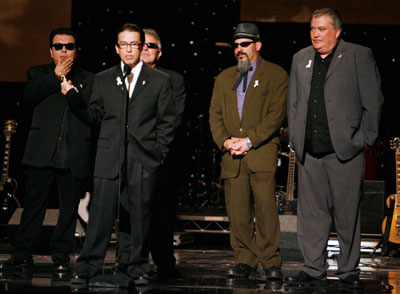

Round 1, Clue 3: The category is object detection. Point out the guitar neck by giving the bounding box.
[286,148,296,201]
[396,151,400,196]
[1,135,11,183]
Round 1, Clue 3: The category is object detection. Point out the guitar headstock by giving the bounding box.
[390,137,400,153]
[3,120,17,137]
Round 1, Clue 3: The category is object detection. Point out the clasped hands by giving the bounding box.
[224,137,249,156]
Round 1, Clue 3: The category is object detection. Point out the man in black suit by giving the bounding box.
[116,27,186,278]
[62,23,176,286]
[0,28,95,272]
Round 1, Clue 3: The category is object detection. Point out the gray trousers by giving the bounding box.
[297,151,364,279]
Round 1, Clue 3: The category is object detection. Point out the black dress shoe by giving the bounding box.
[228,263,257,278]
[0,255,33,271]
[340,275,364,289]
[286,271,327,286]
[133,272,150,285]
[265,266,283,281]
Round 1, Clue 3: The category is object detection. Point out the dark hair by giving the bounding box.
[117,23,145,44]
[311,8,343,30]
[49,27,77,47]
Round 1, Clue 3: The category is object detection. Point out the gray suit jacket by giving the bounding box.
[287,39,384,162]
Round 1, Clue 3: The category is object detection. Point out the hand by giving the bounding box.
[61,80,74,95]
[54,57,73,79]
[224,137,249,155]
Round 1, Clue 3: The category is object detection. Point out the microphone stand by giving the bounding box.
[89,65,133,289]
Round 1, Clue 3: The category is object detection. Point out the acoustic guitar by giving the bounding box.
[381,137,400,244]
[0,120,21,224]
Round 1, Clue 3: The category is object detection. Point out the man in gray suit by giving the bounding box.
[287,8,383,289]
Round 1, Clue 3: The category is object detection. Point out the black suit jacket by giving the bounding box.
[67,63,176,178]
[22,63,95,179]
[156,66,186,128]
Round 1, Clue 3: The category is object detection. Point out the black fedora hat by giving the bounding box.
[232,23,261,41]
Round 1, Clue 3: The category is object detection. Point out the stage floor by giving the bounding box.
[0,234,398,294]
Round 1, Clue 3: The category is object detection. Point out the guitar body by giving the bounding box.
[382,194,400,244]
[0,178,19,224]
[381,138,400,246]
[0,120,20,224]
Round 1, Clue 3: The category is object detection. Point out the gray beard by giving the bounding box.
[237,59,252,74]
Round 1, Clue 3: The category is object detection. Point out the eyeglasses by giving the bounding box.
[52,43,76,51]
[232,41,255,49]
[117,42,142,49]
[144,42,159,49]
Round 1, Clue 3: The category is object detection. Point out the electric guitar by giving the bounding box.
[381,137,400,244]
[276,145,297,215]
[0,120,20,224]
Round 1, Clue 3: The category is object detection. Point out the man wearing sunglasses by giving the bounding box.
[0,28,94,273]
[114,28,186,279]
[209,23,288,281]
[62,23,176,286]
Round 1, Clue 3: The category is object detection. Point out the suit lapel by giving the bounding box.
[326,39,346,80]
[228,69,242,123]
[130,64,150,103]
[112,66,127,96]
[302,48,315,100]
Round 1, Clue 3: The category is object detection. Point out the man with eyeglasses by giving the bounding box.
[0,28,94,272]
[209,23,288,281]
[114,28,186,279]
[61,23,175,286]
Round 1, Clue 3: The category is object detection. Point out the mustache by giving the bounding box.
[236,51,247,57]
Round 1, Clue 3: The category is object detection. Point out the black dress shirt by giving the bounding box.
[305,50,336,157]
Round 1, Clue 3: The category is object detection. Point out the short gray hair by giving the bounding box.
[143,28,162,51]
[311,8,342,30]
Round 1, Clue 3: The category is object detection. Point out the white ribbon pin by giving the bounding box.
[254,80,259,87]
[116,77,123,86]
[306,60,312,68]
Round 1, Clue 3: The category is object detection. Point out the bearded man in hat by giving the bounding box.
[209,23,288,280]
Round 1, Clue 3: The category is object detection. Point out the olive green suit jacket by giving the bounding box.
[209,57,288,179]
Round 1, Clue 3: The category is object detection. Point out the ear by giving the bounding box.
[115,44,120,55]
[335,28,342,39]
[49,48,54,59]
[255,41,262,52]
[156,50,162,62]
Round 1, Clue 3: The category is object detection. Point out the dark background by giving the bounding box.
[0,1,399,214]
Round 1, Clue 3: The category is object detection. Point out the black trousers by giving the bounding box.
[76,150,158,277]
[117,144,178,270]
[12,166,83,261]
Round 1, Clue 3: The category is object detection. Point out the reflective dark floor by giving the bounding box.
[0,232,399,294]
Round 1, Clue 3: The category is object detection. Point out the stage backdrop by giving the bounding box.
[0,0,71,82]
[241,0,400,24]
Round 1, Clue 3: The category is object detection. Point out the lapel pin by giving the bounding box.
[254,80,259,87]
[338,54,342,58]
[142,80,146,85]
[306,60,312,68]
[116,77,122,86]
[79,84,83,89]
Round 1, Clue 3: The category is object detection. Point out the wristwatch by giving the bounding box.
[246,137,252,149]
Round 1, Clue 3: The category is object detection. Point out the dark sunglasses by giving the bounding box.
[232,41,255,49]
[144,42,159,49]
[52,43,76,51]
